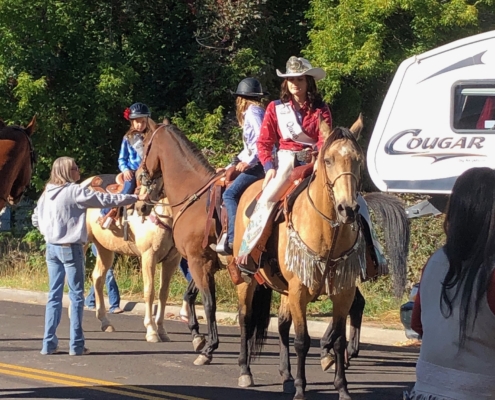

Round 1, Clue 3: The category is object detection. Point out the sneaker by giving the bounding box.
[69,347,90,356]
[40,346,60,355]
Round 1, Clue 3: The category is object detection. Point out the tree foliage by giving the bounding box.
[305,0,495,126]
[1,0,494,196]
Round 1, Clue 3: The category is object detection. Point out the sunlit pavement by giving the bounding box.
[0,301,418,399]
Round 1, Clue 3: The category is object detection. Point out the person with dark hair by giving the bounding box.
[236,56,332,269]
[32,157,148,356]
[216,77,267,255]
[406,167,495,399]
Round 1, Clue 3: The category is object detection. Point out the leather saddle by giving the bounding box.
[88,173,130,230]
[90,173,125,194]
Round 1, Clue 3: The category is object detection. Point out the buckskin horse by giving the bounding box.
[79,176,195,346]
[232,116,408,400]
[136,124,227,366]
[0,116,36,211]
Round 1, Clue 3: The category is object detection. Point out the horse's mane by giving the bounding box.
[0,125,27,141]
[320,127,364,157]
[161,124,215,173]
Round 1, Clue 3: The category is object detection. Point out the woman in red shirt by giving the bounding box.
[237,56,332,269]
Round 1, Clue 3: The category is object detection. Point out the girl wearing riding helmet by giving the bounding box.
[236,56,332,270]
[100,102,158,228]
[216,78,267,255]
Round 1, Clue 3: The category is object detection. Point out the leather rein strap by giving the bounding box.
[139,124,227,230]
[171,170,226,231]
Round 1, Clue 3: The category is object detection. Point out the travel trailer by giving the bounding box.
[367,30,495,217]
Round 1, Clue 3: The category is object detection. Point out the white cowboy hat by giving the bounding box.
[276,56,326,81]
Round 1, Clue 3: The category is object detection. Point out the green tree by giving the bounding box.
[305,0,495,127]
[0,0,195,188]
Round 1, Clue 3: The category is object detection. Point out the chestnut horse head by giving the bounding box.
[0,116,37,211]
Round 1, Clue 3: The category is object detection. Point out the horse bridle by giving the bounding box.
[0,126,37,205]
[296,164,362,295]
[305,167,361,229]
[137,124,226,229]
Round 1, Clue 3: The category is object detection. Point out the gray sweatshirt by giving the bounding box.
[32,183,138,245]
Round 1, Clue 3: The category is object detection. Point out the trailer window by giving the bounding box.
[454,84,495,130]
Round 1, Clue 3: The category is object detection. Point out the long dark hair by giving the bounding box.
[280,76,324,110]
[441,167,495,348]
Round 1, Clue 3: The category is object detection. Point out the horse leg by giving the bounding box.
[141,251,160,343]
[155,252,181,342]
[237,281,256,388]
[288,284,311,400]
[320,316,338,372]
[92,244,114,333]
[183,278,204,352]
[190,259,219,366]
[347,287,365,359]
[330,287,356,400]
[279,295,295,394]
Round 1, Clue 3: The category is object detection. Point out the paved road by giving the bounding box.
[0,300,418,399]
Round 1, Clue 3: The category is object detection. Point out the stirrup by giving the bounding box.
[215,233,232,256]
[101,217,113,229]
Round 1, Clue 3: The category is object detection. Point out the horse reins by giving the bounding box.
[0,126,37,206]
[137,124,227,229]
[300,166,362,295]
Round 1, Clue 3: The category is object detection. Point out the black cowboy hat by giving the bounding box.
[230,78,269,98]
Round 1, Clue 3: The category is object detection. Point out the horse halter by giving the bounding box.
[306,167,361,229]
[0,126,37,205]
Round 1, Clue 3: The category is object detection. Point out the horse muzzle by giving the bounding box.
[337,202,360,224]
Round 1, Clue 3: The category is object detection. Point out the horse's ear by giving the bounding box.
[0,119,5,129]
[319,114,332,141]
[162,117,170,126]
[25,115,36,136]
[349,113,363,140]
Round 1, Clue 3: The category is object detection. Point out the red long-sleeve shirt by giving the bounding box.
[257,100,332,171]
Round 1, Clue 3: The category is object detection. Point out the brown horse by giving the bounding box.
[233,116,408,400]
[136,124,226,366]
[0,116,36,211]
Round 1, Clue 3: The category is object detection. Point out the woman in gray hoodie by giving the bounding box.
[32,156,148,356]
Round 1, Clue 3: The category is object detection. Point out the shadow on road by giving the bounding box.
[0,382,411,400]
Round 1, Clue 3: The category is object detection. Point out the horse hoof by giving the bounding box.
[192,335,206,353]
[193,354,211,366]
[159,333,171,342]
[293,392,306,400]
[238,374,254,388]
[321,354,335,372]
[146,333,161,343]
[102,325,115,333]
[282,379,296,394]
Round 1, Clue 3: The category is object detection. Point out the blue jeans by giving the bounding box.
[85,244,120,311]
[42,243,85,355]
[179,258,191,283]
[101,175,136,216]
[222,164,264,245]
[179,258,192,301]
[85,269,120,311]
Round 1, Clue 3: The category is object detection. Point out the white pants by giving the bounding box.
[238,150,296,258]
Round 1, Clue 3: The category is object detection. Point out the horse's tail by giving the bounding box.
[363,192,410,298]
[248,284,272,361]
